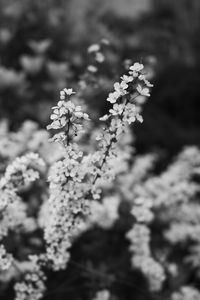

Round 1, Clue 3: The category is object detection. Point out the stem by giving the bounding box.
[63,113,71,148]
[92,97,129,185]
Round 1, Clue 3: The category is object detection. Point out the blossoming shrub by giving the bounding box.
[0,45,200,300]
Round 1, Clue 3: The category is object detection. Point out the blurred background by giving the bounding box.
[1,1,200,300]
[0,0,200,157]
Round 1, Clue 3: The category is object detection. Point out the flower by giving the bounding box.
[136,84,150,97]
[0,59,155,300]
[114,81,128,95]
[0,245,13,271]
[107,91,120,104]
[172,286,200,300]
[14,255,46,300]
[95,52,105,63]
[88,44,100,53]
[121,75,133,83]
[109,103,124,115]
[130,62,144,72]
[99,114,109,121]
[87,65,98,73]
[88,196,120,229]
[60,88,75,100]
[1,152,45,189]
[101,38,110,45]
[93,290,110,300]
[138,74,154,87]
[63,88,75,95]
[43,62,151,285]
[47,94,90,139]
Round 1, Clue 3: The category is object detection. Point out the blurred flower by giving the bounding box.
[172,286,200,300]
[93,290,110,300]
[0,245,13,271]
[88,196,120,229]
[28,39,51,54]
[20,56,44,75]
[88,44,100,53]
[0,67,25,89]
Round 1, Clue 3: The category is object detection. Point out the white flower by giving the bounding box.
[106,81,128,104]
[89,196,120,229]
[123,103,140,125]
[130,62,144,72]
[59,88,75,100]
[136,114,143,123]
[60,90,65,100]
[44,62,150,275]
[63,88,75,95]
[107,91,119,104]
[95,52,105,63]
[93,290,110,300]
[0,245,13,271]
[109,103,124,115]
[48,95,90,136]
[87,65,98,73]
[121,75,133,83]
[99,114,109,121]
[114,81,128,95]
[101,38,110,45]
[138,74,153,87]
[136,84,150,97]
[88,43,100,53]
[172,286,200,300]
[14,256,46,300]
[129,62,144,77]
[1,152,45,189]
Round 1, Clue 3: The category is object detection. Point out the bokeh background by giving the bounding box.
[1,0,200,156]
[1,1,200,299]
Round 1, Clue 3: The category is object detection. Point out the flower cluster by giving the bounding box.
[126,224,165,291]
[14,255,46,300]
[1,48,200,300]
[0,152,45,190]
[87,41,107,73]
[0,244,13,271]
[0,55,155,300]
[0,152,45,299]
[0,197,28,240]
[171,286,200,300]
[0,153,45,235]
[0,120,63,170]
[106,62,152,104]
[44,62,153,273]
[88,195,120,229]
[43,145,92,270]
[119,146,200,293]
[94,63,153,187]
[116,153,165,291]
[47,88,90,146]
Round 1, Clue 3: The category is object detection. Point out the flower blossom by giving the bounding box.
[47,88,90,145]
[0,152,45,190]
[88,44,100,53]
[93,290,110,300]
[171,286,200,300]
[136,84,150,97]
[42,62,152,280]
[14,255,46,300]
[88,196,120,229]
[0,244,13,271]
